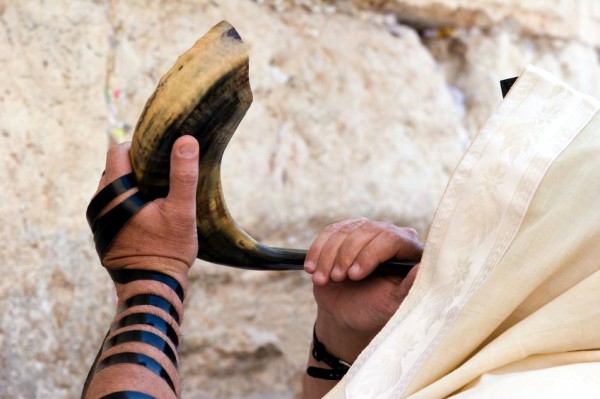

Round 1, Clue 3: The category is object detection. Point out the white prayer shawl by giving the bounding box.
[325,65,600,399]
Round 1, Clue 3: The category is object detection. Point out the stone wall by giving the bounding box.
[0,0,598,398]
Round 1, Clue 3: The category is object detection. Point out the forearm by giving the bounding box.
[83,269,188,399]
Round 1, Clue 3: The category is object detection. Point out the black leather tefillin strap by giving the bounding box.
[118,294,181,325]
[104,329,178,367]
[112,312,179,348]
[93,279,183,396]
[96,352,176,393]
[86,173,138,229]
[108,269,185,303]
[92,191,150,259]
[97,275,183,396]
[306,326,351,381]
[100,391,156,399]
[86,173,152,260]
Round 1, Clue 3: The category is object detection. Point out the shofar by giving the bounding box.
[129,21,417,275]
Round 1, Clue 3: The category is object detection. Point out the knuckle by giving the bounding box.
[359,220,380,234]
[380,228,401,243]
[377,220,397,230]
[327,217,367,233]
[343,217,369,232]
[173,170,197,186]
[324,223,339,233]
[339,224,356,234]
[404,227,419,238]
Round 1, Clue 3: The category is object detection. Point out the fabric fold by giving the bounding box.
[325,65,600,399]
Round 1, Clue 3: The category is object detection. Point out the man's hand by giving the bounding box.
[83,136,199,399]
[93,136,200,277]
[304,218,423,363]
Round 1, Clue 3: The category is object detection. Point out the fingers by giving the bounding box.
[97,141,133,193]
[93,142,136,217]
[305,218,368,285]
[305,219,423,285]
[333,221,388,281]
[347,226,422,280]
[395,264,420,302]
[165,136,199,213]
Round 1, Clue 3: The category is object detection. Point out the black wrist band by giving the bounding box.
[100,391,156,399]
[113,313,179,348]
[306,325,351,381]
[108,269,185,303]
[119,294,181,325]
[96,352,175,394]
[104,329,178,367]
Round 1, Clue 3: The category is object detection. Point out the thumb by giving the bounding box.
[394,264,420,304]
[166,135,199,210]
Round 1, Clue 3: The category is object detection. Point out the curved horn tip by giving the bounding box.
[226,27,242,41]
[214,20,243,42]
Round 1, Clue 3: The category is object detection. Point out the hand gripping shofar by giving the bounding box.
[130,21,418,276]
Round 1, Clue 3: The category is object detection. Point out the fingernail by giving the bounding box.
[332,265,343,278]
[304,261,315,273]
[349,263,361,276]
[178,142,197,158]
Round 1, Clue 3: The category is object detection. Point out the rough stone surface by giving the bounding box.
[262,0,600,45]
[423,29,600,137]
[0,0,598,398]
[352,0,600,46]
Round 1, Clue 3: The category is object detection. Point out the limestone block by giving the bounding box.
[423,29,600,137]
[354,0,600,46]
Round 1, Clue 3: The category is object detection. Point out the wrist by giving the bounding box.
[315,310,373,364]
[109,267,188,329]
[107,258,190,297]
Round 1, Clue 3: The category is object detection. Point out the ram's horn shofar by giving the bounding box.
[130,21,418,276]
